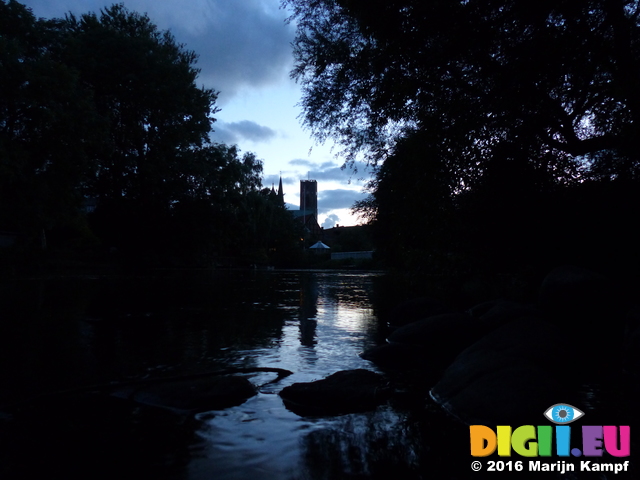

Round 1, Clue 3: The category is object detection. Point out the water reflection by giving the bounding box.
[10,270,630,479]
[296,407,425,480]
[298,273,318,347]
[191,398,428,480]
[1,270,400,480]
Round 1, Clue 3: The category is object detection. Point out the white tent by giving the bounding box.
[309,241,330,250]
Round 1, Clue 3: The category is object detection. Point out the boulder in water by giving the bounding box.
[279,369,391,416]
[430,317,573,426]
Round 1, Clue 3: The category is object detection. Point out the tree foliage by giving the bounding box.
[1,1,301,266]
[57,4,219,204]
[286,0,640,275]
[285,0,640,185]
[0,0,100,235]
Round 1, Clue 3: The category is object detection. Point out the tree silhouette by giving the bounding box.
[1,2,303,266]
[284,0,640,185]
[0,1,100,238]
[57,4,218,205]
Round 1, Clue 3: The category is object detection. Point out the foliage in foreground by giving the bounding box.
[0,1,301,267]
[285,0,640,276]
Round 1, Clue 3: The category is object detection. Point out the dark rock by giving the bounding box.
[539,265,619,323]
[368,303,537,375]
[625,327,640,374]
[112,375,257,413]
[430,317,573,426]
[467,300,500,318]
[387,297,452,326]
[386,312,489,371]
[477,300,539,331]
[538,265,626,370]
[625,306,640,337]
[279,369,391,416]
[361,343,432,372]
[425,267,632,426]
[624,307,640,376]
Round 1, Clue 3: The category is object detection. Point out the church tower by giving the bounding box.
[300,180,318,218]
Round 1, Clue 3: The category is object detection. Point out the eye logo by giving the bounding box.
[544,403,584,424]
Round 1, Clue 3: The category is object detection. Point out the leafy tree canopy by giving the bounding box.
[1,1,222,234]
[56,4,219,204]
[284,0,640,187]
[0,0,100,234]
[1,1,300,266]
[286,0,640,275]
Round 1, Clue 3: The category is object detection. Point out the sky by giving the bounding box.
[20,0,372,228]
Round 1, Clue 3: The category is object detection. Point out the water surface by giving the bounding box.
[0,270,450,479]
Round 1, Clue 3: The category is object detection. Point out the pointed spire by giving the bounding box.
[277,176,284,205]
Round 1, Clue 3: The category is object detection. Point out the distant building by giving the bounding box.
[289,179,322,242]
[269,177,285,207]
[278,177,284,205]
[299,180,317,218]
[323,224,374,258]
[330,251,373,261]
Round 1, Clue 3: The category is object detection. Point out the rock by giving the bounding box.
[539,265,619,324]
[388,312,474,345]
[467,300,500,318]
[387,297,452,326]
[538,265,626,370]
[430,317,574,426]
[386,313,481,369]
[476,300,539,331]
[361,343,434,373]
[422,267,633,426]
[279,369,391,416]
[364,303,537,375]
[111,375,257,413]
[624,307,640,376]
[625,327,640,374]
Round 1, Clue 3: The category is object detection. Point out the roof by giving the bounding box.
[309,241,330,249]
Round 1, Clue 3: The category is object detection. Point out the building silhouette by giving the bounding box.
[299,180,317,218]
[289,179,322,242]
[270,176,285,207]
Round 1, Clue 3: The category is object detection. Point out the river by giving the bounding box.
[0,270,465,480]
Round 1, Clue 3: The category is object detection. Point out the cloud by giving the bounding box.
[21,0,294,102]
[286,159,371,183]
[211,120,277,144]
[263,173,297,188]
[281,176,297,185]
[173,1,294,102]
[260,178,364,211]
[311,164,370,183]
[289,159,314,167]
[318,189,367,213]
[308,166,351,182]
[322,213,340,229]
[262,175,279,191]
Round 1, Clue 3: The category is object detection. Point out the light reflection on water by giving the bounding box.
[2,270,435,480]
[189,397,421,480]
[178,270,429,480]
[182,271,403,479]
[11,270,631,479]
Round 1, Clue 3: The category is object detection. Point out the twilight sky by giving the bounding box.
[20,0,371,227]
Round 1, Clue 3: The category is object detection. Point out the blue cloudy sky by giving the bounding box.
[20,0,372,228]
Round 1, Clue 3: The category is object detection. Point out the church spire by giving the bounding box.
[277,176,284,205]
